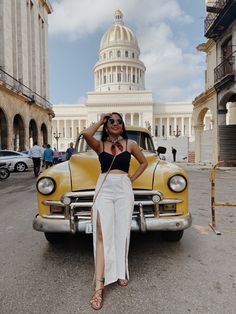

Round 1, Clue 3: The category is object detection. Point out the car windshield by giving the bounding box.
[75,131,155,153]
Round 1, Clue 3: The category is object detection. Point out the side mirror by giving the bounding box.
[157,146,166,156]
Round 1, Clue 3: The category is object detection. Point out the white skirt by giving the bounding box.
[92,173,134,286]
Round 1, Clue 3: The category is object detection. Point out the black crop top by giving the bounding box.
[99,140,131,173]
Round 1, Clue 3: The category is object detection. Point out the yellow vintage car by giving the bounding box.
[33,126,192,243]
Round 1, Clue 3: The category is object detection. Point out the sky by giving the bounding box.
[48,0,206,104]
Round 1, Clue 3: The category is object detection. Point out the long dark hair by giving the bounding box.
[101,112,128,142]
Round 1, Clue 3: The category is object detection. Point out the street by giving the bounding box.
[0,166,236,314]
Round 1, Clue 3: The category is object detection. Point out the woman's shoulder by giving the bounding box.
[127,139,137,146]
[126,139,138,152]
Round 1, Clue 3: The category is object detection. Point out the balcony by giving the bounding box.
[205,0,236,39]
[0,68,52,110]
[214,50,235,91]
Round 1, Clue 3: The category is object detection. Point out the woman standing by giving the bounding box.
[83,112,148,310]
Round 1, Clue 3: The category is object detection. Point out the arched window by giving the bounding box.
[117,50,121,58]
[125,51,128,57]
[103,53,106,59]
[132,52,135,58]
[109,51,113,58]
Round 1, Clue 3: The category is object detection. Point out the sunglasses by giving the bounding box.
[108,118,123,125]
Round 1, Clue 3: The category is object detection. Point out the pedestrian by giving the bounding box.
[28,141,43,177]
[172,146,177,162]
[41,144,46,168]
[43,144,54,169]
[83,112,148,310]
[53,147,60,164]
[66,142,74,160]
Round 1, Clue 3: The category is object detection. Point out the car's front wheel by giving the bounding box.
[44,232,68,244]
[15,162,26,172]
[0,168,10,180]
[161,230,184,242]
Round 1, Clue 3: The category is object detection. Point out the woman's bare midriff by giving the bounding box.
[108,169,127,174]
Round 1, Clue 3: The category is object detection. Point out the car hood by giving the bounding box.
[69,151,159,191]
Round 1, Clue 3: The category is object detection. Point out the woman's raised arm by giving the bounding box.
[83,113,111,154]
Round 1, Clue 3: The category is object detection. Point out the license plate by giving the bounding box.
[85,222,93,234]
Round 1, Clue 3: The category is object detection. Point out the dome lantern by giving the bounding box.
[114,9,124,25]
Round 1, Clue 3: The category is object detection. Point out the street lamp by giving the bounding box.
[53,131,61,150]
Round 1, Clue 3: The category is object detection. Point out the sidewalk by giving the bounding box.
[175,161,236,171]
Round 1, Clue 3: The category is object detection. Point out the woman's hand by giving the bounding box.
[99,113,112,125]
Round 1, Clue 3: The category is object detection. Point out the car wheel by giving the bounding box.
[44,232,68,244]
[15,162,26,172]
[0,168,10,180]
[161,230,184,242]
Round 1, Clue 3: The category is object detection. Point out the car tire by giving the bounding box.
[15,162,27,172]
[161,230,184,242]
[44,232,68,244]
[0,168,10,180]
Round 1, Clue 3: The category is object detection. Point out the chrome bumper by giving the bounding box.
[33,213,192,233]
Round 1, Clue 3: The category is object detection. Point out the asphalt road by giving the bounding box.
[0,166,236,314]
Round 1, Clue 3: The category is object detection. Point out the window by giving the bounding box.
[109,51,113,58]
[221,37,232,60]
[162,125,165,137]
[103,76,106,84]
[103,53,106,59]
[117,73,121,82]
[125,51,128,57]
[155,125,158,137]
[132,52,135,58]
[132,75,135,83]
[117,50,121,57]
[0,151,21,157]
[169,125,172,135]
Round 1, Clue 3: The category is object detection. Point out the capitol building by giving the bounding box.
[52,10,210,160]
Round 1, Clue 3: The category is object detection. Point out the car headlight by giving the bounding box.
[37,177,56,195]
[168,175,187,193]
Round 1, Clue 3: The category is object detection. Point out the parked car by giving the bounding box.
[0,150,33,172]
[58,151,66,163]
[33,126,192,244]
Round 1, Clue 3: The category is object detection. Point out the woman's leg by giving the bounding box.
[95,212,104,290]
[90,212,104,310]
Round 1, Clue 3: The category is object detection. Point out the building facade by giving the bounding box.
[193,0,236,163]
[0,0,53,151]
[52,10,198,160]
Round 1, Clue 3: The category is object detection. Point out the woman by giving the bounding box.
[83,112,148,310]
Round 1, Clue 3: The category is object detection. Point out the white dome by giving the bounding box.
[100,10,139,51]
[94,10,146,93]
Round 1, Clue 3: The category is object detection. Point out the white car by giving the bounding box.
[0,150,33,172]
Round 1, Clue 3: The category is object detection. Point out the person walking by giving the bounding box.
[83,112,148,310]
[53,147,60,164]
[66,142,74,160]
[172,147,177,162]
[43,144,54,169]
[28,141,43,177]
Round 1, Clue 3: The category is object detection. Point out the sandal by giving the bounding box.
[90,279,104,310]
[90,287,104,310]
[117,279,129,286]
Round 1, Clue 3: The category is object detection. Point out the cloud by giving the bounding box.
[138,23,205,101]
[49,0,204,102]
[49,0,192,38]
